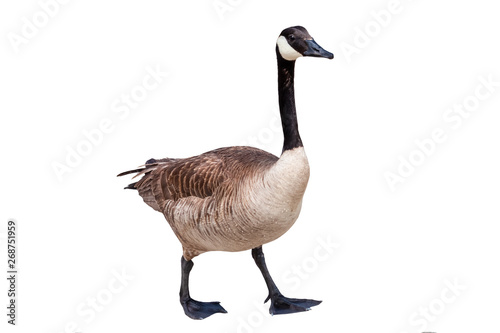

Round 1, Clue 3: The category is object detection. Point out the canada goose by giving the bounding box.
[118,26,333,319]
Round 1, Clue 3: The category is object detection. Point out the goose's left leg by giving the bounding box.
[179,256,227,319]
[251,246,321,315]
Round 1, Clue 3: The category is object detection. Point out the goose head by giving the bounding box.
[276,26,334,61]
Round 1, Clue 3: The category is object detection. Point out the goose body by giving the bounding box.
[118,26,333,319]
[128,145,309,260]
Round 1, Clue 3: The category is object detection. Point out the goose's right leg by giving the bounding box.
[179,256,227,320]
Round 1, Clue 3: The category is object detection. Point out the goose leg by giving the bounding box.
[251,246,321,315]
[179,256,227,320]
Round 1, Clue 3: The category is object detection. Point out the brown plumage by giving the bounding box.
[118,146,292,260]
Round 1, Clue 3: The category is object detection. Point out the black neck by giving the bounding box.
[276,47,302,152]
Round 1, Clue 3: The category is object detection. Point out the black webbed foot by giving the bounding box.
[181,297,227,320]
[265,293,321,315]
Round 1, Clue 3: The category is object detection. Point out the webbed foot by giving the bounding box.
[266,293,321,315]
[181,297,227,320]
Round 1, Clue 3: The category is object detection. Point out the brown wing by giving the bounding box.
[118,146,279,212]
[134,153,226,211]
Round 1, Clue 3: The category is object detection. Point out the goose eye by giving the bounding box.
[288,35,295,42]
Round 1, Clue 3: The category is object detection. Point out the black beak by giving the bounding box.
[303,39,334,59]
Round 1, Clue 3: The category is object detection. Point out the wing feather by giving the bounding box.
[118,146,278,212]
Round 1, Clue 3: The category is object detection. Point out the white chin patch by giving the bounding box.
[276,36,302,61]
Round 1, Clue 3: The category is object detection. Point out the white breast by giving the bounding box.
[247,147,310,233]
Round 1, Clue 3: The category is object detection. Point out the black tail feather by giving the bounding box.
[124,182,138,190]
[117,168,145,177]
[118,157,160,190]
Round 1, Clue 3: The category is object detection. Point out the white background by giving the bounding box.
[1,0,500,332]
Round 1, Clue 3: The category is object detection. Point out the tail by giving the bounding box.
[117,158,159,190]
